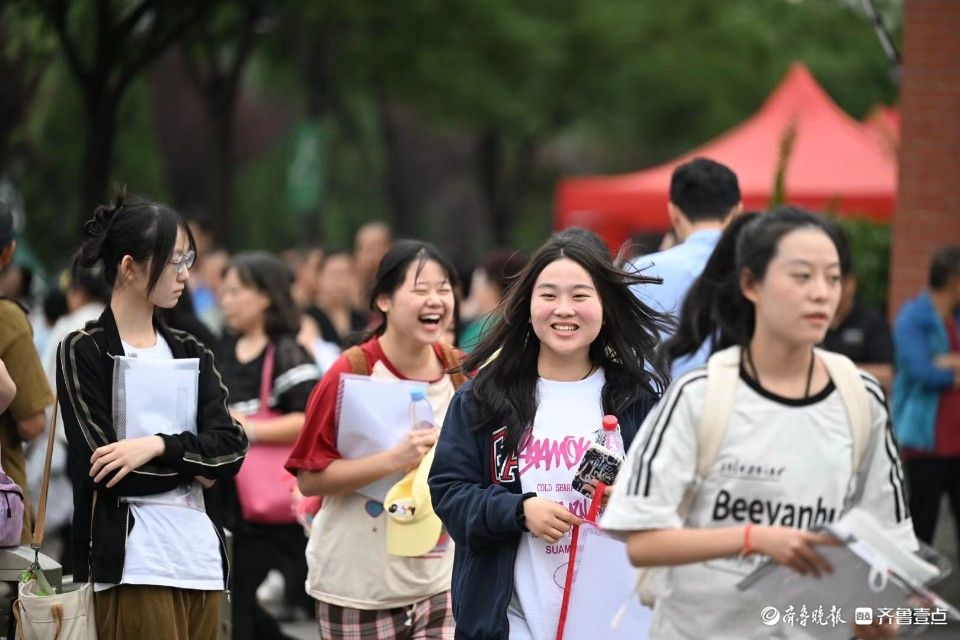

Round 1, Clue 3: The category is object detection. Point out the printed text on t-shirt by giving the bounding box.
[518,435,592,475]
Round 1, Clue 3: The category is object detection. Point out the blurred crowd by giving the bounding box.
[2,155,959,640]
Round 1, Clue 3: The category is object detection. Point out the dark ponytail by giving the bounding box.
[663,206,840,367]
[74,191,196,295]
[661,213,759,368]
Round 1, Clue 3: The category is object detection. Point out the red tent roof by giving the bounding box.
[555,63,897,248]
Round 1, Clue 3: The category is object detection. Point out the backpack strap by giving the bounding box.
[343,346,370,376]
[32,397,60,549]
[815,348,872,475]
[439,344,468,390]
[343,343,467,390]
[697,345,742,478]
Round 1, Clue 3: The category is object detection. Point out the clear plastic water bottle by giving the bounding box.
[409,390,435,430]
[600,415,625,458]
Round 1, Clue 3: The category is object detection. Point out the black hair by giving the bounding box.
[69,264,111,305]
[664,207,841,365]
[669,157,741,222]
[43,288,68,326]
[74,192,196,295]
[157,286,219,349]
[823,219,853,278]
[929,246,960,290]
[479,249,529,297]
[0,200,14,248]
[464,235,672,457]
[226,251,302,339]
[185,211,214,236]
[447,292,462,348]
[552,227,611,261]
[661,212,760,367]
[7,264,33,300]
[366,239,459,337]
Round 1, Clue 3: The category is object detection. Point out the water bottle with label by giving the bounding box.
[599,415,625,459]
[409,390,435,430]
[573,415,625,497]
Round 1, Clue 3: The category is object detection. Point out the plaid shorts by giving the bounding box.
[316,591,454,640]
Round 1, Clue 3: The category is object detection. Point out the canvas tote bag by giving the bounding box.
[14,398,98,639]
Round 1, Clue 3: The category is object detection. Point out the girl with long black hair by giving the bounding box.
[603,207,913,640]
[428,234,670,639]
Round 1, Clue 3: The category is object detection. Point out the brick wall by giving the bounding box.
[889,0,960,316]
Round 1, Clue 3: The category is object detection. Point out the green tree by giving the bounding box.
[181,0,265,246]
[264,0,900,250]
[29,0,207,220]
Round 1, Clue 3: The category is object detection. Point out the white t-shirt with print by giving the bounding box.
[96,335,223,592]
[601,368,915,640]
[508,368,607,640]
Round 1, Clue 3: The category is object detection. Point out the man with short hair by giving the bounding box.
[893,246,960,545]
[0,202,54,543]
[628,157,741,376]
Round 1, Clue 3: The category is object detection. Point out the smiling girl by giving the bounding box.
[286,240,464,639]
[602,208,914,640]
[57,195,247,640]
[428,235,670,640]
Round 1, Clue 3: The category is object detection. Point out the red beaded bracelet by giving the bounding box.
[742,524,755,557]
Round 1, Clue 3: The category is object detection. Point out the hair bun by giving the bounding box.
[83,190,128,238]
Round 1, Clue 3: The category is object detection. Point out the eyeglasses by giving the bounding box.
[168,250,196,274]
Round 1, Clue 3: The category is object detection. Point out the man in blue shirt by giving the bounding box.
[628,157,741,376]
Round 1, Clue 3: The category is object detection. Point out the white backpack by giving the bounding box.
[637,345,874,607]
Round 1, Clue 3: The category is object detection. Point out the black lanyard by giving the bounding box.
[743,346,815,399]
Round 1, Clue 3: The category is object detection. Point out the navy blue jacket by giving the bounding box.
[429,377,655,640]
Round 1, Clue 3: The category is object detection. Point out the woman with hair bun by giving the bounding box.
[57,194,248,640]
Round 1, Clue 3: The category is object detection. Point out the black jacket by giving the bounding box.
[57,307,248,585]
[429,377,655,639]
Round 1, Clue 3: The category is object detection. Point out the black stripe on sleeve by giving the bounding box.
[863,384,908,523]
[629,371,707,498]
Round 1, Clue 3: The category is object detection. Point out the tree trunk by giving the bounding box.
[80,85,118,223]
[303,39,332,245]
[379,101,410,235]
[477,130,537,247]
[210,100,236,247]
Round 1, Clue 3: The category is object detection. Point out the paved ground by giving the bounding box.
[279,619,316,640]
[931,497,960,604]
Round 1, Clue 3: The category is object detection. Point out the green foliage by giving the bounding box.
[835,217,892,312]
[17,64,167,271]
[235,109,390,251]
[7,0,903,267]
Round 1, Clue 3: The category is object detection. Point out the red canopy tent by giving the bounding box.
[554,63,897,249]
